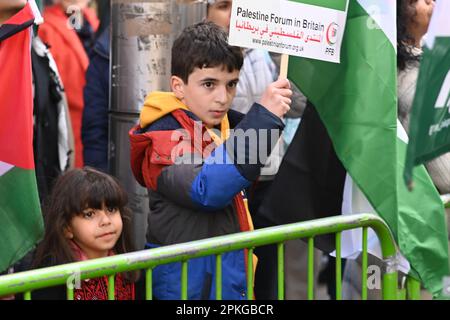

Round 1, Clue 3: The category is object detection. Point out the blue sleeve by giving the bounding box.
[190,144,251,210]
[156,150,249,212]
[226,103,285,181]
[156,103,284,211]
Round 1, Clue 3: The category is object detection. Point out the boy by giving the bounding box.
[129,22,291,300]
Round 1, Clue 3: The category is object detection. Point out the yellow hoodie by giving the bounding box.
[139,92,230,144]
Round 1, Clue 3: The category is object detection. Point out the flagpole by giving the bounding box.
[279,54,289,79]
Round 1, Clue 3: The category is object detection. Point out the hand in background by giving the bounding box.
[0,0,27,25]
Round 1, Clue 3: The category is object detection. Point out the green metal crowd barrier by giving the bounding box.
[0,213,422,300]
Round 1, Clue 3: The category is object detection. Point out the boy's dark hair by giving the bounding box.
[171,21,243,83]
[32,167,136,280]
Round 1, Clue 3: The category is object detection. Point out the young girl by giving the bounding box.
[31,167,139,300]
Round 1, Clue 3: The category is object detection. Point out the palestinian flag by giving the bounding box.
[260,0,449,297]
[0,3,43,272]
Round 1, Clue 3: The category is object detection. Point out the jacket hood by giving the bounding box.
[139,92,188,128]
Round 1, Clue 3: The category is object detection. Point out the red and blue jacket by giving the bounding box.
[129,92,284,299]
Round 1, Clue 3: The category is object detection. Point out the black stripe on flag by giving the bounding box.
[258,102,347,253]
[0,19,34,42]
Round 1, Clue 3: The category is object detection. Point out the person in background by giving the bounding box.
[39,0,99,168]
[397,0,449,196]
[81,0,110,172]
[0,0,26,23]
[396,0,450,256]
[32,33,75,203]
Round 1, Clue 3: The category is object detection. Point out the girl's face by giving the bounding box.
[65,204,123,259]
[408,0,435,42]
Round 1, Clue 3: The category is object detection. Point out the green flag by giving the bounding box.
[404,0,450,188]
[288,0,449,296]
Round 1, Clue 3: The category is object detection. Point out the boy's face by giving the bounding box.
[172,66,240,128]
[207,0,233,32]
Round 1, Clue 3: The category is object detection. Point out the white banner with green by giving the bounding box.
[229,0,349,63]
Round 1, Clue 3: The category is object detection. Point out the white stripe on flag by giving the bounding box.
[28,0,44,25]
[333,174,411,274]
[0,161,14,176]
[424,0,450,49]
[397,119,409,144]
[357,0,396,51]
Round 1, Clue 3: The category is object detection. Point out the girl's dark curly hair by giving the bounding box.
[397,0,421,71]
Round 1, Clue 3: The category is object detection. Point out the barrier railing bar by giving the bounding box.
[335,232,342,300]
[247,248,254,300]
[0,214,398,299]
[277,242,285,300]
[362,227,368,300]
[181,261,188,300]
[67,286,74,300]
[215,255,222,300]
[108,274,115,300]
[145,268,152,300]
[308,237,314,300]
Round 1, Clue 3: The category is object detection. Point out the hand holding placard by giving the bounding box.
[259,78,292,119]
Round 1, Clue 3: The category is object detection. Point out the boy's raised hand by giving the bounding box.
[259,78,292,119]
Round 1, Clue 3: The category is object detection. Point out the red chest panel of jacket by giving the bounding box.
[130,110,218,190]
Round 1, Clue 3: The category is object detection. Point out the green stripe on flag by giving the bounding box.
[287,0,449,296]
[291,0,348,12]
[397,136,449,296]
[0,167,43,272]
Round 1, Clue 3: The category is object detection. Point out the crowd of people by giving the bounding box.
[0,0,448,300]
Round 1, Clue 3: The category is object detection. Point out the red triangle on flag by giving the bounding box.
[0,4,35,170]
